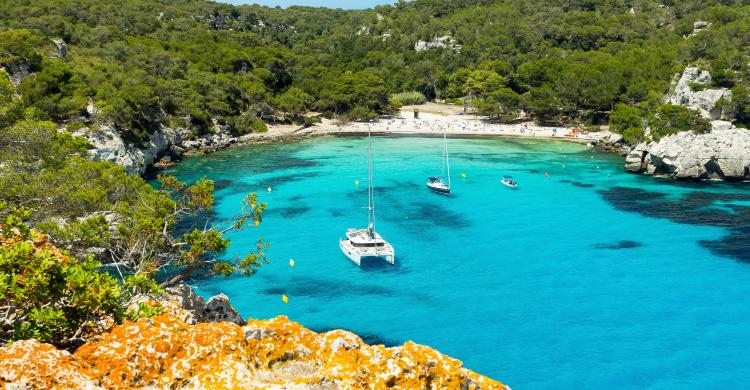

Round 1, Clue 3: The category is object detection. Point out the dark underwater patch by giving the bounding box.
[255,155,318,174]
[272,206,311,218]
[258,171,321,189]
[594,240,644,250]
[329,208,346,217]
[571,181,595,188]
[213,179,234,191]
[599,187,750,262]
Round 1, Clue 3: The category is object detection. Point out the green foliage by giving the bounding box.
[274,87,312,121]
[649,104,711,140]
[0,215,125,346]
[125,302,162,321]
[19,58,86,120]
[390,91,427,106]
[228,112,267,135]
[622,127,646,144]
[610,104,645,134]
[0,0,748,130]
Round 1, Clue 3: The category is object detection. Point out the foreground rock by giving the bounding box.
[625,128,750,180]
[0,314,506,389]
[129,282,244,325]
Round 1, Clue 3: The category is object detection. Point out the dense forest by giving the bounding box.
[2,0,750,346]
[2,0,750,139]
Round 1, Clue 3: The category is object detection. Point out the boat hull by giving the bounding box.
[501,180,518,189]
[426,181,451,194]
[339,238,395,266]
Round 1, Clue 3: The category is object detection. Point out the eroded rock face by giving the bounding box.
[667,67,732,120]
[0,315,506,389]
[624,128,750,180]
[73,125,191,174]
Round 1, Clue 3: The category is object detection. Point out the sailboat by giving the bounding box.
[339,129,395,266]
[426,129,451,194]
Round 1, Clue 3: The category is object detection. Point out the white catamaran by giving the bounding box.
[339,129,395,266]
[426,129,451,194]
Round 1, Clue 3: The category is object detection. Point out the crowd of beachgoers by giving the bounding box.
[298,106,604,144]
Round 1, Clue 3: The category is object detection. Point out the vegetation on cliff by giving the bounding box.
[2,0,750,137]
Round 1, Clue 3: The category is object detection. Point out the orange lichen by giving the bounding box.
[0,314,507,389]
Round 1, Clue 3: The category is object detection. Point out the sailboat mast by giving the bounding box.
[444,129,451,187]
[367,128,376,233]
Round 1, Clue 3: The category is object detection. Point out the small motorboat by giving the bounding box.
[501,175,518,188]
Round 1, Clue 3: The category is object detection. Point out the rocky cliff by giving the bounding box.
[72,122,314,175]
[0,314,505,389]
[624,127,750,180]
[611,66,750,180]
[667,66,732,121]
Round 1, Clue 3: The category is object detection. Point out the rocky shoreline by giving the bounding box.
[0,283,507,389]
[73,64,750,182]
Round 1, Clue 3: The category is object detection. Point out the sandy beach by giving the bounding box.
[262,103,607,143]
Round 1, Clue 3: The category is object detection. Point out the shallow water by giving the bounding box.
[161,136,750,389]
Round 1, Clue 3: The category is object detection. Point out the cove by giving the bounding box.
[160,136,750,389]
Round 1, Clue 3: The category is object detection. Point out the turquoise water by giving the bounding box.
[161,136,750,389]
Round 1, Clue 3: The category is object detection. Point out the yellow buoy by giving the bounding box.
[461,172,466,178]
[254,220,259,227]
[282,294,288,304]
[267,187,272,192]
[355,180,359,186]
[289,259,295,267]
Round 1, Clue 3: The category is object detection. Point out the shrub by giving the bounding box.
[343,106,378,122]
[390,91,426,106]
[0,214,126,348]
[622,127,645,144]
[228,112,267,135]
[649,104,711,140]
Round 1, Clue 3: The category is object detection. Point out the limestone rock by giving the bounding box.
[51,38,68,59]
[624,128,750,180]
[74,124,190,174]
[415,35,461,53]
[149,282,244,325]
[624,142,652,172]
[0,314,506,389]
[667,67,732,120]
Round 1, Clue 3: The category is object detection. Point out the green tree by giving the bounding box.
[274,87,312,121]
[649,104,711,140]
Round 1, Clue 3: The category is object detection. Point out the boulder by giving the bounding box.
[624,142,652,172]
[51,38,68,59]
[151,282,244,325]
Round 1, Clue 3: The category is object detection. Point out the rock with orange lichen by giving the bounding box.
[0,339,100,389]
[0,314,508,389]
